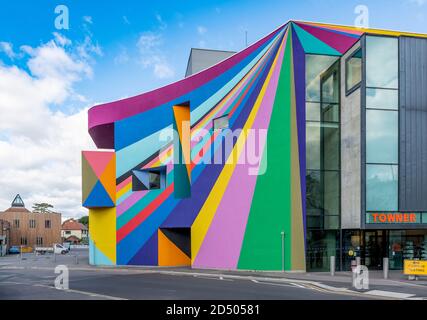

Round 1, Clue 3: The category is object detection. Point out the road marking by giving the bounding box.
[364,290,415,299]
[33,284,128,300]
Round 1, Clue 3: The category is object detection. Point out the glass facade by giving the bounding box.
[365,35,399,213]
[305,55,340,271]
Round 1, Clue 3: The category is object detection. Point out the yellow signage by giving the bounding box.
[404,260,427,275]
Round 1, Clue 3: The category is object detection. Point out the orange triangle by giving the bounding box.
[99,155,116,203]
[158,230,190,266]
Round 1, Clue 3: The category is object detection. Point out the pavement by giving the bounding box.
[1,249,427,300]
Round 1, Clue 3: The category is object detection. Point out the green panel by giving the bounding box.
[82,154,99,203]
[237,33,292,271]
[292,23,341,56]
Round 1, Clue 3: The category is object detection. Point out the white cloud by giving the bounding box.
[0,33,99,219]
[136,32,175,79]
[155,14,167,30]
[407,0,426,6]
[197,26,208,35]
[154,62,175,79]
[137,32,163,52]
[0,42,15,59]
[83,16,93,24]
[114,48,129,65]
[198,40,207,48]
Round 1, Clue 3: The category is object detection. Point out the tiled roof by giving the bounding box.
[61,219,88,231]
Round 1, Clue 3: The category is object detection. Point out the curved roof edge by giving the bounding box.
[88,22,289,148]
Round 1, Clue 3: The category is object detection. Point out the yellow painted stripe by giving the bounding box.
[301,21,427,38]
[191,29,288,262]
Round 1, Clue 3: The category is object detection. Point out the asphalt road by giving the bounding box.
[1,249,425,300]
[0,267,371,300]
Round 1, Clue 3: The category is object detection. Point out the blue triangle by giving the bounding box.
[83,181,114,208]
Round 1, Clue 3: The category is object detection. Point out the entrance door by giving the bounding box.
[364,230,387,269]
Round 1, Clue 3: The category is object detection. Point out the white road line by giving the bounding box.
[364,290,415,299]
[33,284,128,300]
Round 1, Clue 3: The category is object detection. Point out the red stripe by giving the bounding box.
[117,184,174,242]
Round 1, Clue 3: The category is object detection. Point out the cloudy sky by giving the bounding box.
[0,0,426,220]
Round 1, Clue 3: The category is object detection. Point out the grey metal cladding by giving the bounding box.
[399,36,427,211]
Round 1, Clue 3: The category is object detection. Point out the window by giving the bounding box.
[29,220,36,229]
[366,88,398,110]
[366,110,398,164]
[213,115,229,131]
[366,36,398,89]
[366,164,398,211]
[346,48,362,94]
[65,230,71,235]
[305,56,341,232]
[20,237,27,245]
[45,220,51,229]
[132,166,167,191]
[36,237,43,246]
[13,219,19,228]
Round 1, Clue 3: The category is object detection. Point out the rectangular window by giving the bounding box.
[45,220,51,229]
[213,115,229,131]
[36,237,43,246]
[29,220,36,229]
[20,237,27,245]
[366,164,398,211]
[366,109,398,164]
[132,166,167,191]
[366,36,398,89]
[366,88,398,110]
[13,219,19,228]
[346,48,362,94]
[65,230,71,235]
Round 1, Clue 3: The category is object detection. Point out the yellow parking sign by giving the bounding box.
[404,260,427,275]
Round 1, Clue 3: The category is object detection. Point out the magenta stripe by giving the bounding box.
[88,26,285,130]
[192,33,286,269]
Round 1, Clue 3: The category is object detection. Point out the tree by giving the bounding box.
[32,203,54,213]
[78,216,89,227]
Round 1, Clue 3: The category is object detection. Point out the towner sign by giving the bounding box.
[369,212,418,224]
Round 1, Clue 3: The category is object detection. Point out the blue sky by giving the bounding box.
[1,0,426,106]
[0,0,426,218]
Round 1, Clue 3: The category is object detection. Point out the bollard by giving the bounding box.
[54,251,56,263]
[330,256,336,276]
[383,257,389,279]
[75,254,78,265]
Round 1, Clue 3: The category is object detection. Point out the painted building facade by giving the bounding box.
[83,21,427,271]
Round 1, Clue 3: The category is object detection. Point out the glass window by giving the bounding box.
[346,48,362,93]
[322,103,339,123]
[423,213,427,224]
[366,36,398,89]
[366,110,398,164]
[306,102,320,121]
[366,164,398,211]
[324,171,340,216]
[323,123,340,171]
[306,55,339,102]
[213,115,229,131]
[324,215,340,230]
[306,170,323,215]
[366,88,398,110]
[45,220,51,229]
[306,122,321,170]
[132,166,167,191]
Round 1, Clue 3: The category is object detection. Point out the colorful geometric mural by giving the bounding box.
[83,21,426,270]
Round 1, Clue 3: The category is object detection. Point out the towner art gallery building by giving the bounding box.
[83,21,427,271]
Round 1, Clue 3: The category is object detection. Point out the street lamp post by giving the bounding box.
[281,231,285,272]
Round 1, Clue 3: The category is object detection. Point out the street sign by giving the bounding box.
[403,260,427,276]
